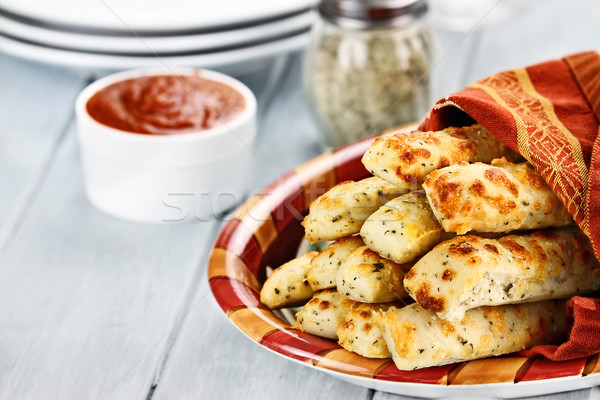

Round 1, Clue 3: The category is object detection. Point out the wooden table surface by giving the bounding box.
[1,1,599,399]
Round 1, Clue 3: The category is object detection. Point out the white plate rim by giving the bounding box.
[0,0,318,32]
[0,30,309,73]
[0,10,314,54]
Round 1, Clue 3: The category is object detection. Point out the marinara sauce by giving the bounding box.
[86,74,245,135]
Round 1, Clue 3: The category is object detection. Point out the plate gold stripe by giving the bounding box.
[294,151,338,209]
[208,248,260,292]
[447,357,528,385]
[232,193,279,252]
[313,348,389,378]
[583,354,600,376]
[229,307,291,342]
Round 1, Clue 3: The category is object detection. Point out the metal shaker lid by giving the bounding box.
[318,0,428,28]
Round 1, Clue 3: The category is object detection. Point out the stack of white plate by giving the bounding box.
[0,0,316,73]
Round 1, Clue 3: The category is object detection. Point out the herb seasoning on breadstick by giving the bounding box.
[404,228,600,321]
[260,252,318,309]
[308,236,364,290]
[294,289,356,339]
[362,124,519,189]
[360,190,453,264]
[337,301,404,358]
[302,176,407,243]
[423,158,573,234]
[379,300,565,370]
[337,245,411,303]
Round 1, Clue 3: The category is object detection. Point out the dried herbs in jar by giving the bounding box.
[304,0,435,147]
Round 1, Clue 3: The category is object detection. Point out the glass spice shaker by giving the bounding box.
[304,0,436,147]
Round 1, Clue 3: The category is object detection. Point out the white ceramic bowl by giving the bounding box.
[75,68,257,223]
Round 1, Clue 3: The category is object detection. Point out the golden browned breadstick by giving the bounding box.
[293,289,355,339]
[423,158,573,234]
[308,236,365,290]
[302,177,407,243]
[337,245,411,303]
[360,191,453,264]
[260,252,318,309]
[362,124,519,189]
[403,228,600,321]
[337,301,404,358]
[379,300,565,370]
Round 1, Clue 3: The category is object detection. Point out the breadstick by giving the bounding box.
[423,158,573,234]
[337,245,411,303]
[293,289,355,339]
[404,229,600,321]
[260,251,318,309]
[302,177,407,243]
[362,124,519,189]
[337,302,404,358]
[379,301,565,370]
[360,190,454,264]
[308,236,365,290]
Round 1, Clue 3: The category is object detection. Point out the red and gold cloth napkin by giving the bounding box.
[419,51,600,361]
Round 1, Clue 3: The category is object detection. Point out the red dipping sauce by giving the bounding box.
[86,74,246,135]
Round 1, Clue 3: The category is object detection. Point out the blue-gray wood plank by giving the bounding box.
[0,55,86,247]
